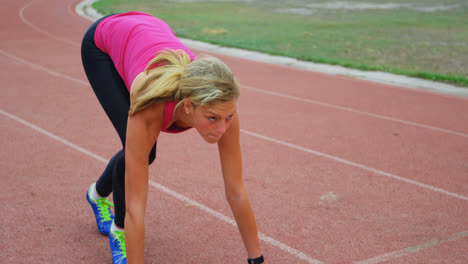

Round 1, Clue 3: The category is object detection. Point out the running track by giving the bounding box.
[1,0,467,263]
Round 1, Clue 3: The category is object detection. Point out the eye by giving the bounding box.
[227,115,234,120]
[208,116,217,121]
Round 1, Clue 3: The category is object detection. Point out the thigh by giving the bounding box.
[81,17,158,159]
[81,22,130,147]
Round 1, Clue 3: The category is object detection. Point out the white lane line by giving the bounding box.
[0,49,88,85]
[241,129,468,202]
[2,48,467,203]
[150,182,323,264]
[10,3,468,262]
[0,108,323,264]
[352,231,468,264]
[242,85,468,138]
[0,109,108,164]
[15,2,468,139]
[19,0,80,47]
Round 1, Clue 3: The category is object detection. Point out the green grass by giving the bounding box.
[93,0,468,87]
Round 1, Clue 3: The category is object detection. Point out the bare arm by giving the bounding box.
[217,113,262,259]
[125,103,164,264]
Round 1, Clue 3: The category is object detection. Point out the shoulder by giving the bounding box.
[131,71,148,91]
[130,65,165,92]
[128,101,165,132]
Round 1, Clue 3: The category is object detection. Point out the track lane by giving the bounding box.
[2,0,468,263]
[12,0,468,138]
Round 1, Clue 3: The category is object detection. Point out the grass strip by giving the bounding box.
[92,0,468,87]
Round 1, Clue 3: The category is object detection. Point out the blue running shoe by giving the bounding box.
[86,183,114,235]
[109,223,127,264]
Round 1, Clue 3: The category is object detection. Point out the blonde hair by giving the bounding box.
[129,49,239,115]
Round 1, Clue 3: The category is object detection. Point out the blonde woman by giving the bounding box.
[81,11,264,264]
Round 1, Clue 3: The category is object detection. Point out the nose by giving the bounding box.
[217,121,227,134]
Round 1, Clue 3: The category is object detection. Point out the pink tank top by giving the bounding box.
[95,11,196,90]
[161,101,190,134]
[94,12,193,134]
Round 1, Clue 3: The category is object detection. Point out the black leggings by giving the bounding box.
[81,17,156,228]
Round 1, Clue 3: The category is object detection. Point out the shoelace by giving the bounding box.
[95,197,114,221]
[113,230,127,259]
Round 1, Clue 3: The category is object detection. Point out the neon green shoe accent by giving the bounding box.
[94,197,114,222]
[112,230,127,259]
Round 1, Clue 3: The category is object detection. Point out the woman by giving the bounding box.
[81,11,264,264]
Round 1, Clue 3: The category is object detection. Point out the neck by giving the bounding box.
[173,104,192,129]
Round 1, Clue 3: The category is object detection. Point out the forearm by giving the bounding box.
[228,194,262,259]
[124,155,150,264]
[124,167,148,264]
[125,213,145,264]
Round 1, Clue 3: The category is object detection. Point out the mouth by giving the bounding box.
[209,134,220,140]
[206,134,221,142]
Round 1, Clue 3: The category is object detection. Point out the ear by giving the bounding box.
[183,98,193,114]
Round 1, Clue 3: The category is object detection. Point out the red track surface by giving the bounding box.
[1,0,467,263]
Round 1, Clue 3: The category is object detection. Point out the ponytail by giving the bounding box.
[129,49,191,115]
[129,49,239,116]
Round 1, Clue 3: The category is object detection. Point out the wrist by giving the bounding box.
[247,254,264,264]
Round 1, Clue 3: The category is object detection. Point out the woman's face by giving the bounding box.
[189,99,237,144]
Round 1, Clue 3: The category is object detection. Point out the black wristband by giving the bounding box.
[247,255,264,264]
